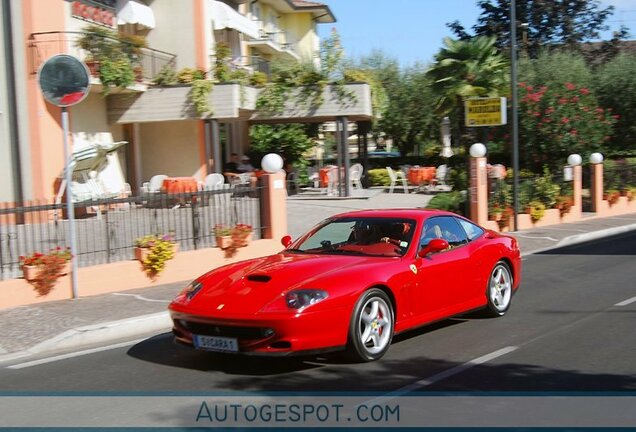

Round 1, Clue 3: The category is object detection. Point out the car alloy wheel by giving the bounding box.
[485,261,513,316]
[347,288,394,362]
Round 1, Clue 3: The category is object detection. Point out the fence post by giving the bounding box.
[572,164,582,219]
[590,153,605,215]
[259,172,287,240]
[191,193,200,249]
[469,144,488,226]
[104,210,111,263]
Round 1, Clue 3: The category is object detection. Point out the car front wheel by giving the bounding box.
[346,288,394,362]
[484,261,513,317]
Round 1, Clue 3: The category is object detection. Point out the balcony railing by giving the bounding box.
[28,31,176,84]
[250,21,299,57]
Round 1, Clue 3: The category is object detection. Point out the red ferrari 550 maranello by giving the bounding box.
[169,209,521,361]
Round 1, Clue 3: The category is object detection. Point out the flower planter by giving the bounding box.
[85,59,100,77]
[215,236,232,249]
[235,232,253,248]
[59,262,71,276]
[22,265,39,281]
[134,247,151,262]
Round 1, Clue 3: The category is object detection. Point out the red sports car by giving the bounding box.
[169,209,521,361]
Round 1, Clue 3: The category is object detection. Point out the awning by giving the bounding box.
[117,0,156,29]
[209,0,260,40]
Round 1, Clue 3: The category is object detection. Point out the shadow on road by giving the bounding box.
[538,231,636,256]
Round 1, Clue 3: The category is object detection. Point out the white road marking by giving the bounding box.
[112,293,169,303]
[615,296,636,307]
[369,346,518,404]
[515,234,558,241]
[6,338,146,370]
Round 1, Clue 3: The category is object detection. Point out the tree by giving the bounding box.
[594,54,636,155]
[426,36,509,149]
[249,124,314,166]
[448,0,619,57]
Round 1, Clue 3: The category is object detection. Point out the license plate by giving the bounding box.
[193,334,239,353]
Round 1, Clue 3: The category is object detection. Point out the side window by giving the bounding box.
[457,218,484,241]
[420,216,469,248]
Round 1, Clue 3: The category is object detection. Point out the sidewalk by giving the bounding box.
[1,197,635,363]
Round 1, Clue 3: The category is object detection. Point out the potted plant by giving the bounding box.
[555,195,574,217]
[526,201,546,223]
[19,252,44,281]
[19,248,72,296]
[212,224,233,249]
[135,232,177,262]
[232,224,253,247]
[134,233,177,280]
[604,189,621,205]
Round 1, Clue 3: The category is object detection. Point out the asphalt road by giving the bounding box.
[1,232,635,392]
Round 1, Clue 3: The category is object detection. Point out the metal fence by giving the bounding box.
[0,186,263,280]
[28,31,177,82]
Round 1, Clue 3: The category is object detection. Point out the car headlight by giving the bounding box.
[285,289,328,310]
[178,280,203,300]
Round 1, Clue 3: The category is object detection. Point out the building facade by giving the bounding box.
[0,0,336,202]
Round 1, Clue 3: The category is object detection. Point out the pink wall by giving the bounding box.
[22,0,68,199]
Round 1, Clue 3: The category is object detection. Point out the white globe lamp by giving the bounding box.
[589,152,604,165]
[469,143,487,158]
[261,153,284,173]
[567,154,582,166]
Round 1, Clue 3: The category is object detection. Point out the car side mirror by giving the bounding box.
[281,235,293,248]
[418,238,449,258]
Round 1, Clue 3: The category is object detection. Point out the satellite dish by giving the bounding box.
[38,54,90,107]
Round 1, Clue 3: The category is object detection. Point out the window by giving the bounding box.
[457,218,484,241]
[420,216,468,248]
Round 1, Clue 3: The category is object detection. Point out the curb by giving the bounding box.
[0,312,171,364]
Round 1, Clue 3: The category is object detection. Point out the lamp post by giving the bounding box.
[510,0,520,231]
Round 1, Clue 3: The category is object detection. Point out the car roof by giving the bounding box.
[330,208,460,222]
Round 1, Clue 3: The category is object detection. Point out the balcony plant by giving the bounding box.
[134,233,177,280]
[19,247,72,296]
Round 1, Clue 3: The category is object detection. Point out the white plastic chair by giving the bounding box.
[349,163,363,191]
[141,174,168,195]
[204,173,225,190]
[429,164,450,191]
[386,167,409,194]
[326,167,339,196]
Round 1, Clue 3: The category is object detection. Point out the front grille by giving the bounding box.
[180,321,273,340]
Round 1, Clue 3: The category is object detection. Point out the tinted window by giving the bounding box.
[457,218,484,241]
[420,216,469,248]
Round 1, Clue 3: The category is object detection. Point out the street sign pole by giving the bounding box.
[38,54,90,299]
[510,0,520,231]
[61,107,78,299]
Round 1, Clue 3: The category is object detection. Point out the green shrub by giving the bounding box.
[249,71,268,87]
[152,65,176,86]
[367,168,391,186]
[426,191,467,215]
[531,166,561,208]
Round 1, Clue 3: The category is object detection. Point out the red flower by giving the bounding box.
[559,98,568,105]
[561,118,570,124]
[565,82,576,91]
[571,96,579,103]
[580,88,590,95]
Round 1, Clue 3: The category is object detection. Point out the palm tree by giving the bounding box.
[427,36,509,117]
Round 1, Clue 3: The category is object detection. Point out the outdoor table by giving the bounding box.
[162,177,199,194]
[407,167,436,187]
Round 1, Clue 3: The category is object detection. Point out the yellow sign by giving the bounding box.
[465,97,507,127]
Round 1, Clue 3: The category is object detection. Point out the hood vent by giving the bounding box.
[247,274,272,283]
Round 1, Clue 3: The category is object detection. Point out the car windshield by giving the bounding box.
[290,217,416,257]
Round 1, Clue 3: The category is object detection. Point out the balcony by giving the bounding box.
[28,31,176,90]
[107,82,373,124]
[246,25,300,61]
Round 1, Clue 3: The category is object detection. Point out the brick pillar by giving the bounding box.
[591,163,604,213]
[469,156,488,226]
[260,172,287,240]
[571,165,582,219]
